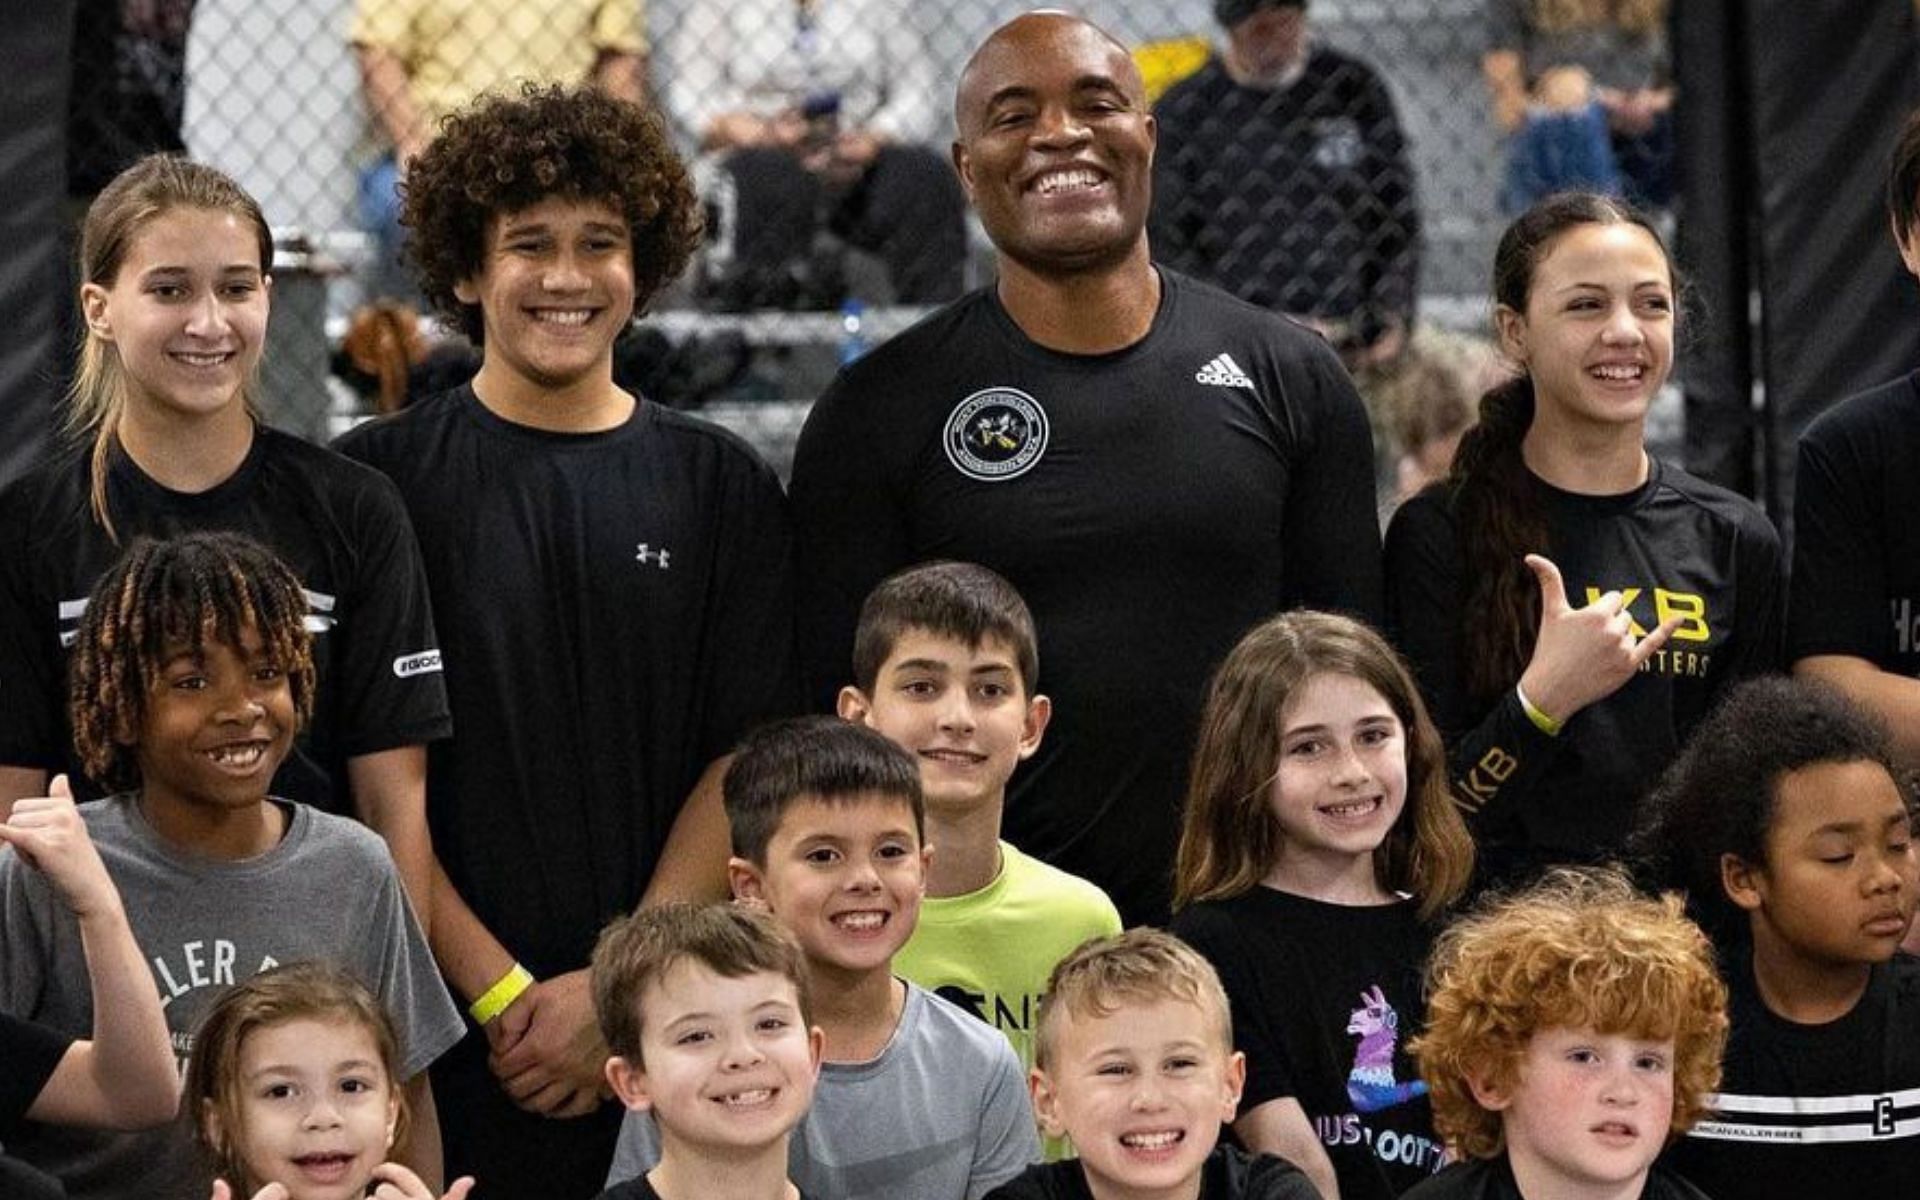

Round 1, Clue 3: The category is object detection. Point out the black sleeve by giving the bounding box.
[1384,492,1562,830]
[1353,69,1419,345]
[1279,337,1385,624]
[695,451,803,761]
[1717,505,1785,682]
[332,472,454,756]
[0,1012,70,1125]
[0,495,62,772]
[1789,415,1886,662]
[1170,906,1299,1111]
[789,370,915,709]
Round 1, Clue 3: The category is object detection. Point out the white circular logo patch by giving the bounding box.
[943,387,1049,482]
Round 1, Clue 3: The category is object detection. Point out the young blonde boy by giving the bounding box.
[1405,868,1727,1200]
[593,903,823,1200]
[838,562,1121,1088]
[988,929,1319,1200]
[605,717,1040,1199]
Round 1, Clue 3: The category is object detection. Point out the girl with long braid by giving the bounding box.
[1383,191,1783,889]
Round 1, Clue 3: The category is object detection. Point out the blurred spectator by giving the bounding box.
[1363,329,1503,506]
[349,0,646,295]
[1481,0,1673,212]
[1152,0,1419,369]
[663,0,967,309]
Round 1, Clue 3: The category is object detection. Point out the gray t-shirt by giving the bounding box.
[0,796,463,1200]
[608,981,1040,1199]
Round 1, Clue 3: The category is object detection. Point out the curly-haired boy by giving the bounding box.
[1405,867,1727,1200]
[334,83,799,1197]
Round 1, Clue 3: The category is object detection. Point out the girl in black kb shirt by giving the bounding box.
[1385,192,1782,887]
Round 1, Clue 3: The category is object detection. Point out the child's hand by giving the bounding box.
[210,1180,289,1200]
[368,1163,477,1199]
[0,776,120,920]
[1519,554,1682,724]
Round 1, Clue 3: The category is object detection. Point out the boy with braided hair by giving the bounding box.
[0,531,462,1200]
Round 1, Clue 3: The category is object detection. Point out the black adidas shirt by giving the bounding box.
[1173,890,1445,1200]
[0,428,451,814]
[335,386,799,976]
[790,270,1383,926]
[1384,459,1782,883]
[1665,952,1920,1200]
[1790,370,1920,673]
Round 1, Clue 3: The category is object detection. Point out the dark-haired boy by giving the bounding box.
[606,717,1041,1199]
[335,83,798,1196]
[837,562,1119,1157]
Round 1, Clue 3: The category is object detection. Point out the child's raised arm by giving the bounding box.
[0,775,178,1129]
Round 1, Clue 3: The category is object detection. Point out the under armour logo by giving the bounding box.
[635,543,671,569]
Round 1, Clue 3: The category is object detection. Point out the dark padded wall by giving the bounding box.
[1678,0,1920,529]
[0,0,75,487]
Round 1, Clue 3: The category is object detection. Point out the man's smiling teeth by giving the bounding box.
[1033,168,1103,195]
[1121,1130,1182,1150]
[1590,364,1643,380]
[833,911,886,931]
[206,742,265,767]
[719,1088,773,1108]
[532,309,593,325]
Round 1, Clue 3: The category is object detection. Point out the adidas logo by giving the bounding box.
[1195,353,1254,390]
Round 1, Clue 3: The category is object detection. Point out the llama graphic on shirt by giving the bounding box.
[1345,985,1428,1113]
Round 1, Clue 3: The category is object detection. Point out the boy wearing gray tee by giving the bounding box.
[603,717,1040,1200]
[608,978,1035,1199]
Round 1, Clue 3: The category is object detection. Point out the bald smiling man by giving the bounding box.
[790,12,1384,928]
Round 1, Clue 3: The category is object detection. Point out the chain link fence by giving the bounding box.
[76,0,1517,469]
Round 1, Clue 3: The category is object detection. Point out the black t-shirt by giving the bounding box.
[1152,49,1419,349]
[790,270,1383,925]
[597,1177,815,1200]
[1173,889,1444,1199]
[1,1013,69,1131]
[1664,952,1920,1199]
[334,388,800,975]
[0,428,452,815]
[1790,370,1920,672]
[1384,460,1782,883]
[986,1145,1319,1200]
[1402,1156,1710,1200]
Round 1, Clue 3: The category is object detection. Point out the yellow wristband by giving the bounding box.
[469,964,534,1026]
[1515,683,1563,737]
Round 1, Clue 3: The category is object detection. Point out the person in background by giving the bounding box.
[659,0,967,308]
[1154,0,1419,369]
